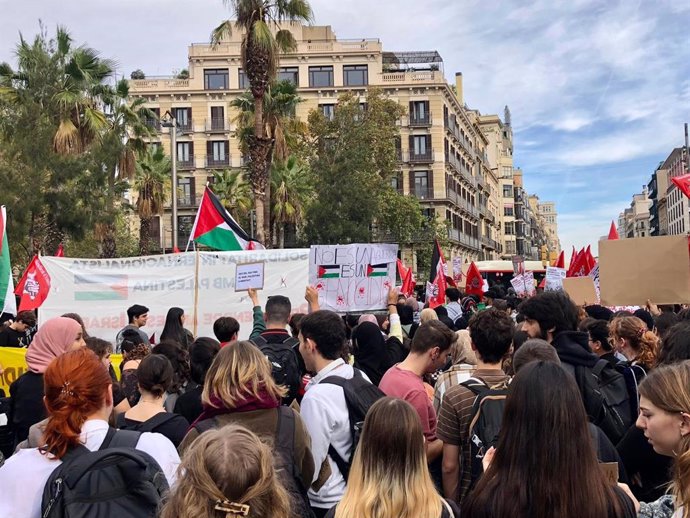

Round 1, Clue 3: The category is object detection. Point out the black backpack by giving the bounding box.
[574,359,632,444]
[460,377,510,490]
[320,368,386,482]
[194,407,314,518]
[0,391,13,459]
[41,427,168,518]
[251,335,302,403]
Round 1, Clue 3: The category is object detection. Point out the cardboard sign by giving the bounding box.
[545,266,566,291]
[510,272,536,297]
[599,462,619,484]
[308,244,398,312]
[599,235,690,306]
[562,277,598,306]
[235,262,265,291]
[512,255,525,275]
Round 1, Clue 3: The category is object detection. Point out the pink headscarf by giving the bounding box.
[25,317,82,373]
[357,314,379,326]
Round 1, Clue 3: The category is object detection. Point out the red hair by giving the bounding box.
[42,348,112,459]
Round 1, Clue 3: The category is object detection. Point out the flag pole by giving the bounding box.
[192,248,200,337]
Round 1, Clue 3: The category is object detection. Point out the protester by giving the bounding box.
[299,310,369,517]
[85,336,128,414]
[420,308,439,323]
[120,330,151,406]
[173,337,220,423]
[154,340,194,413]
[406,296,421,324]
[159,425,292,518]
[433,330,476,413]
[0,348,179,518]
[655,311,680,340]
[379,320,454,466]
[289,313,306,338]
[437,308,514,504]
[9,316,86,445]
[585,304,615,322]
[61,312,89,339]
[160,307,192,349]
[580,318,618,365]
[212,316,240,346]
[115,304,149,352]
[622,362,690,517]
[462,361,636,518]
[325,397,459,518]
[445,287,463,323]
[179,341,314,517]
[117,354,190,447]
[0,310,36,347]
[248,288,303,404]
[455,296,479,330]
[609,315,660,375]
[434,306,457,331]
[351,322,394,386]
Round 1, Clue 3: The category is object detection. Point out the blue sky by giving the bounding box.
[1,0,688,255]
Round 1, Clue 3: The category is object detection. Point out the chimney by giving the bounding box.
[455,72,463,104]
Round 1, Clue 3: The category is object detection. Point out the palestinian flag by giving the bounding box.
[0,206,17,315]
[189,187,263,251]
[367,263,388,277]
[318,265,340,279]
[427,239,447,309]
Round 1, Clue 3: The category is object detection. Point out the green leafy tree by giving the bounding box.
[212,0,313,243]
[133,146,170,255]
[211,169,253,222]
[305,90,422,245]
[271,156,312,248]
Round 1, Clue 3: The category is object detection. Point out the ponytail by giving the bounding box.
[637,329,660,369]
[42,348,112,459]
[609,316,659,369]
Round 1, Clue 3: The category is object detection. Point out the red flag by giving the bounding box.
[465,262,484,298]
[173,246,180,253]
[584,245,596,272]
[396,259,408,280]
[14,255,51,311]
[149,332,156,345]
[672,173,690,199]
[607,221,619,240]
[401,267,415,297]
[568,247,593,277]
[555,250,565,269]
[567,246,576,274]
[55,244,64,257]
[427,240,447,308]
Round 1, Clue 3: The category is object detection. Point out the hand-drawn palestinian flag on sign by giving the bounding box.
[318,265,340,279]
[366,263,388,277]
[189,187,263,251]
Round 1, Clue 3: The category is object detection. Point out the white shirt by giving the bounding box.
[301,359,367,509]
[0,419,180,518]
[445,301,463,322]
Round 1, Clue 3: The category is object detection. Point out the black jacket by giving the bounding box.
[552,331,598,369]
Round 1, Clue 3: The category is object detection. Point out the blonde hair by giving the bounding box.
[420,308,438,323]
[609,316,659,369]
[451,330,476,365]
[159,425,291,518]
[639,362,690,513]
[202,341,287,409]
[335,397,442,518]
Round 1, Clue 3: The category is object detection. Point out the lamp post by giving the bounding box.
[161,111,178,250]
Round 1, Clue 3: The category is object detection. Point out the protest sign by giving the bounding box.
[39,250,309,342]
[510,274,527,296]
[309,244,398,312]
[545,267,566,291]
[234,262,265,291]
[452,257,463,282]
[589,264,601,303]
[599,235,690,306]
[562,277,598,306]
[512,255,525,275]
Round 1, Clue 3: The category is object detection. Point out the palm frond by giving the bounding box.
[211,19,234,47]
[275,29,298,53]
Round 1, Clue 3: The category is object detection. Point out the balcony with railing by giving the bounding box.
[381,70,445,86]
[412,186,435,200]
[129,77,190,92]
[177,156,195,170]
[205,118,230,133]
[178,194,203,207]
[144,118,161,132]
[475,172,486,189]
[205,155,231,168]
[409,114,432,128]
[449,228,481,250]
[178,121,194,134]
[446,155,475,187]
[409,149,434,163]
[189,38,383,59]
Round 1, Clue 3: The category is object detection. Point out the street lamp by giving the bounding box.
[160,111,178,250]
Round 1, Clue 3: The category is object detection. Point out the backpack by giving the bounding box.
[615,363,643,418]
[194,408,314,518]
[320,368,386,482]
[574,359,632,444]
[460,377,510,489]
[251,334,302,403]
[115,411,179,433]
[41,427,168,518]
[0,391,13,459]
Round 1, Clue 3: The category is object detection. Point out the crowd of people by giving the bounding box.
[1,282,690,518]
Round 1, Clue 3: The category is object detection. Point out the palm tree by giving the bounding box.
[211,169,253,221]
[212,0,313,243]
[133,146,170,255]
[271,155,311,248]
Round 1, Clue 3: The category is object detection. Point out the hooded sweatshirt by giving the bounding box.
[552,330,598,371]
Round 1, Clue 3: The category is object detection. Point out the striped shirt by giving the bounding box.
[436,368,510,503]
[433,364,475,414]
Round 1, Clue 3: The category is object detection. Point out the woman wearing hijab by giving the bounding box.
[351,322,391,386]
[9,316,86,445]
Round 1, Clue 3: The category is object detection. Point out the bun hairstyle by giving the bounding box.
[42,348,112,459]
[136,354,174,398]
[609,316,660,368]
[639,362,690,513]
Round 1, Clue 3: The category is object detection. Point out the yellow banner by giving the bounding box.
[0,348,122,396]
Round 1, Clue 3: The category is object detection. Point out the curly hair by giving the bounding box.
[609,316,659,369]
